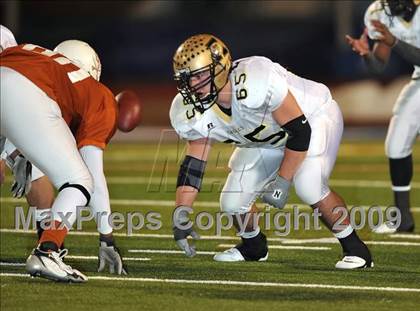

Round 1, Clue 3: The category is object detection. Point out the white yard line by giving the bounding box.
[0,256,150,267]
[217,244,330,250]
[105,177,420,190]
[1,197,419,212]
[1,272,419,293]
[281,238,339,244]
[67,255,151,261]
[281,238,420,247]
[0,228,237,240]
[128,249,216,255]
[366,241,420,246]
[389,234,420,240]
[1,228,418,246]
[329,179,420,189]
[0,262,25,267]
[3,176,420,188]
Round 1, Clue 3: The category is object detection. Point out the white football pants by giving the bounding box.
[220,99,343,214]
[2,138,45,181]
[0,66,93,220]
[385,79,420,159]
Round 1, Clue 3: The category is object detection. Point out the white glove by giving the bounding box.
[98,242,128,275]
[173,206,200,257]
[10,155,32,198]
[261,175,291,209]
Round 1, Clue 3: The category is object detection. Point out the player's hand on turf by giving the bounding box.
[173,207,200,257]
[11,155,32,198]
[98,242,128,275]
[371,20,396,47]
[346,28,370,56]
[261,174,291,209]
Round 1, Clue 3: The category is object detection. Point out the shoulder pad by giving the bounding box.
[233,56,287,111]
[169,93,203,140]
[234,56,273,109]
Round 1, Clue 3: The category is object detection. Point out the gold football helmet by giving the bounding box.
[173,34,232,113]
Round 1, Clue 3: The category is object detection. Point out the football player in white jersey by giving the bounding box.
[170,34,373,269]
[346,0,420,233]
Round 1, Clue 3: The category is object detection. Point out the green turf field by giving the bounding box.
[1,141,420,311]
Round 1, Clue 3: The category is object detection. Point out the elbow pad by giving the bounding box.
[282,115,312,151]
[176,155,207,191]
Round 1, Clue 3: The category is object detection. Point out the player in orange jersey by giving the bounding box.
[1,40,126,282]
[0,28,127,276]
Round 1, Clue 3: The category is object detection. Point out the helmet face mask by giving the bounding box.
[173,34,232,113]
[175,58,223,113]
[380,0,418,21]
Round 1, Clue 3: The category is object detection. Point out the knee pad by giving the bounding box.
[59,182,92,206]
[219,192,253,215]
[385,116,414,159]
[294,175,330,206]
[385,138,408,159]
[72,172,93,194]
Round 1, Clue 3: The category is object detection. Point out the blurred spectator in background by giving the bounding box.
[346,0,420,233]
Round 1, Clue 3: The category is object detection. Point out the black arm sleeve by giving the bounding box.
[393,39,420,67]
[282,115,312,152]
[176,155,207,191]
[363,52,387,74]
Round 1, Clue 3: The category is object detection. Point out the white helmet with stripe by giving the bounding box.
[0,25,17,52]
[54,39,101,81]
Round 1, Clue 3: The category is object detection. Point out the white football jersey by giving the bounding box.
[364,1,420,78]
[170,56,332,149]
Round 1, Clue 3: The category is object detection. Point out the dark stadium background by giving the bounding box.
[0,0,413,127]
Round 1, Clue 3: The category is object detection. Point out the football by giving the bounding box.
[115,90,142,132]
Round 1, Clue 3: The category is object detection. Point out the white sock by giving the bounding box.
[240,226,261,239]
[35,208,51,222]
[333,225,354,239]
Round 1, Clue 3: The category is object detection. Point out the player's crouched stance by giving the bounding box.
[0,41,127,282]
[169,34,373,269]
[0,26,127,279]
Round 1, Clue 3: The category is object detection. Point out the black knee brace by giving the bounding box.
[389,155,413,187]
[59,182,91,205]
[176,155,207,191]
